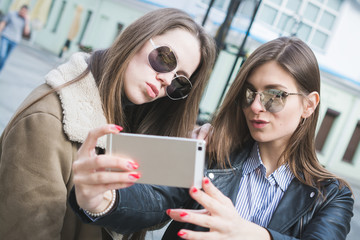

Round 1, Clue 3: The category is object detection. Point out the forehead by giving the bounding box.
[152,29,201,77]
[247,61,298,90]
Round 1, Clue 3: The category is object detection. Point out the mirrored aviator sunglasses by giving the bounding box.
[242,88,303,113]
[148,39,192,100]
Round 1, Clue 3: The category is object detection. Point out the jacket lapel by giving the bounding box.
[45,53,107,148]
[267,178,318,232]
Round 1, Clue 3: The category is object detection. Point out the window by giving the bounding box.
[78,10,92,44]
[52,1,66,33]
[342,121,360,164]
[258,4,278,24]
[315,108,340,152]
[257,0,344,49]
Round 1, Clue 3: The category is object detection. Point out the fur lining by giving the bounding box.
[45,52,107,148]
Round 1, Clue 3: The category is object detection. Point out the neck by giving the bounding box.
[258,141,286,177]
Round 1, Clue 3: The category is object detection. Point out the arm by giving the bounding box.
[22,14,30,36]
[69,174,190,234]
[68,125,190,234]
[268,183,354,240]
[0,21,6,33]
[0,14,9,33]
[0,113,73,239]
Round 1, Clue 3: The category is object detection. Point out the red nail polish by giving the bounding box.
[180,212,188,217]
[177,231,186,237]
[115,125,123,131]
[166,209,171,215]
[204,178,210,184]
[129,173,141,180]
[128,161,139,170]
[191,187,198,193]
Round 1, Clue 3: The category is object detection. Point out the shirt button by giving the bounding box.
[310,192,315,198]
[208,173,214,179]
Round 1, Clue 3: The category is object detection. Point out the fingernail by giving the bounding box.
[204,178,210,184]
[127,161,139,170]
[166,209,171,215]
[191,187,198,193]
[128,173,141,180]
[180,212,188,217]
[177,231,186,237]
[110,124,123,132]
[115,125,123,131]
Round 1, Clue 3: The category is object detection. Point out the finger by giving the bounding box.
[73,170,141,186]
[191,126,201,139]
[167,208,208,217]
[201,177,232,206]
[73,154,138,173]
[196,123,212,140]
[168,209,216,230]
[188,180,232,216]
[177,229,219,240]
[78,124,123,155]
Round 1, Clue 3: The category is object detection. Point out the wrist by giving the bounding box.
[83,189,117,217]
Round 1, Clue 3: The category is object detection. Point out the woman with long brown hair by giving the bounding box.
[0,8,216,239]
[70,37,353,240]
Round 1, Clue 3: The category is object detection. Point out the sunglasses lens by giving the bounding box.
[166,76,192,100]
[242,88,285,113]
[242,88,255,108]
[263,90,285,113]
[148,46,177,73]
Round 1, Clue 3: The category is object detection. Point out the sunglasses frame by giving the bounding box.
[148,38,192,100]
[243,88,304,113]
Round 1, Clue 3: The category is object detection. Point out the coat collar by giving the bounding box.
[44,52,107,148]
[267,178,318,232]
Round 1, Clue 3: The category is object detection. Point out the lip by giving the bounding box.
[146,82,159,98]
[249,119,269,129]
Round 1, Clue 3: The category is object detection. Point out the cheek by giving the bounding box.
[276,108,302,131]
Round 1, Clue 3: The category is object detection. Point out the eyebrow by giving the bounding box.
[245,82,288,90]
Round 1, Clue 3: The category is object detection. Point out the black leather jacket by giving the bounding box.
[69,143,354,240]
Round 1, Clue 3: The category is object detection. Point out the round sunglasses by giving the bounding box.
[242,88,303,113]
[148,38,192,100]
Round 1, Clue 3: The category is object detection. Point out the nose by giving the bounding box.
[156,72,173,87]
[250,93,266,113]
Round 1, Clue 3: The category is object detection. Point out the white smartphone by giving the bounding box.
[106,133,206,188]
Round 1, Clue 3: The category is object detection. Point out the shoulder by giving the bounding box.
[2,84,63,137]
[20,84,63,121]
[318,178,353,205]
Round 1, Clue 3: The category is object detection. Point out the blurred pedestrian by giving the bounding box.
[0,5,30,72]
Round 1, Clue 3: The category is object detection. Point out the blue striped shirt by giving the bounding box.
[235,142,294,227]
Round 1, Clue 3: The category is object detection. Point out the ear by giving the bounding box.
[302,91,319,118]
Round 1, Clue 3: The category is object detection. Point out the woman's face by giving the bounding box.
[124,28,201,104]
[242,61,305,147]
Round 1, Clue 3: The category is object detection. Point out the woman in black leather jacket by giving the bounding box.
[69,37,354,240]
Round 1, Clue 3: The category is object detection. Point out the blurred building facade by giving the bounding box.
[0,0,359,180]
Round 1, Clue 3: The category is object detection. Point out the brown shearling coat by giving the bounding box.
[0,53,113,239]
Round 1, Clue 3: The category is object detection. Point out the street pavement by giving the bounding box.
[0,42,359,239]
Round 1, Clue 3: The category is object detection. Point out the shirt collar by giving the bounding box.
[243,142,294,191]
[242,142,262,176]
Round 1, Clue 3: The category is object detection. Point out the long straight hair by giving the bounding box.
[91,8,216,136]
[208,37,349,190]
[7,8,216,138]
